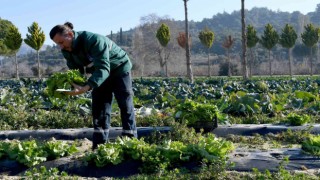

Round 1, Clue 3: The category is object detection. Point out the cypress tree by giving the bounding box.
[279,24,297,77]
[260,23,279,76]
[24,22,45,79]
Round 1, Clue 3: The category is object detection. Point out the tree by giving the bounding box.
[0,40,8,56]
[310,3,320,25]
[4,25,23,79]
[132,14,179,77]
[177,32,191,49]
[119,27,123,45]
[222,35,234,77]
[182,0,193,83]
[177,32,193,77]
[246,25,259,77]
[132,28,147,76]
[0,18,15,78]
[156,23,171,77]
[198,27,214,76]
[301,24,319,76]
[156,24,171,47]
[260,23,279,76]
[0,19,15,55]
[24,22,45,79]
[279,24,298,77]
[241,0,248,80]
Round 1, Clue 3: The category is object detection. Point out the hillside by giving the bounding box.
[17,43,48,55]
[1,5,320,78]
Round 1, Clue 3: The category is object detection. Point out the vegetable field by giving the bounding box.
[0,76,320,179]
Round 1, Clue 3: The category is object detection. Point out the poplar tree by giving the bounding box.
[119,27,123,45]
[279,24,297,77]
[246,25,259,77]
[198,27,214,76]
[24,22,45,79]
[156,23,171,76]
[260,23,279,76]
[301,24,319,76]
[4,25,22,79]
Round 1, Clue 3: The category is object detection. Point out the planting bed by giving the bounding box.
[0,124,319,179]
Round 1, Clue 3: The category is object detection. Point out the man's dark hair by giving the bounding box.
[49,22,73,39]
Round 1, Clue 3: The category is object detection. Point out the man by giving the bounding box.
[50,22,137,150]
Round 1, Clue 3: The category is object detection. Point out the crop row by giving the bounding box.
[0,76,319,130]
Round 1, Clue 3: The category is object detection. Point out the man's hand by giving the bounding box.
[65,83,91,96]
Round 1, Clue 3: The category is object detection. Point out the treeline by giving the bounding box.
[1,5,320,78]
[109,5,320,57]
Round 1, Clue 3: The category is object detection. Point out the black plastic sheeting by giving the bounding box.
[0,127,171,141]
[229,148,320,172]
[0,124,319,141]
[212,124,320,137]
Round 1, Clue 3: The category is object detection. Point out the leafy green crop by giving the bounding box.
[84,136,234,174]
[0,139,79,167]
[42,139,78,160]
[175,99,220,126]
[45,70,86,99]
[302,135,320,156]
[24,166,69,179]
[287,113,310,126]
[15,140,47,167]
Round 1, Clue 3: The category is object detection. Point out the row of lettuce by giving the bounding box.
[0,133,319,172]
[0,134,233,173]
[0,133,319,171]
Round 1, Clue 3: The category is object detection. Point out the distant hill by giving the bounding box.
[105,6,320,56]
[0,6,319,78]
[17,43,48,55]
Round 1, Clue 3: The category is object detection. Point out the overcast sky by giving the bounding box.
[1,0,319,45]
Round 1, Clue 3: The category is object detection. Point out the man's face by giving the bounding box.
[53,32,73,51]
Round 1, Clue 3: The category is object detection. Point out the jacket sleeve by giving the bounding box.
[85,35,110,88]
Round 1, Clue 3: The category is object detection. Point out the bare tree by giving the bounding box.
[131,28,147,76]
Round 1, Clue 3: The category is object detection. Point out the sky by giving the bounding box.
[1,0,319,45]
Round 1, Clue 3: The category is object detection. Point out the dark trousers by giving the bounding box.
[91,71,137,147]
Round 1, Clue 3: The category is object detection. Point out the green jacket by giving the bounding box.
[61,31,132,88]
